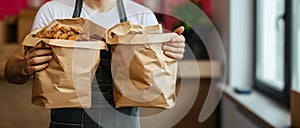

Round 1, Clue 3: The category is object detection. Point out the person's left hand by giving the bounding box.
[162,26,185,60]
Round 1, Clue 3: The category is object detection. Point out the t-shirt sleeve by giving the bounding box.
[31,2,54,31]
[143,11,158,26]
[125,1,158,26]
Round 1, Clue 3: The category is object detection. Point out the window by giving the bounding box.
[254,0,291,105]
[292,0,300,93]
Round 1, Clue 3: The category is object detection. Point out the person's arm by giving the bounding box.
[5,2,54,84]
[5,46,53,84]
[5,46,30,84]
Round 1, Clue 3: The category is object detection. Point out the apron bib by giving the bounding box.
[49,0,139,127]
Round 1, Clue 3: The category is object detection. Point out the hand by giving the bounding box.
[21,48,53,76]
[162,26,186,60]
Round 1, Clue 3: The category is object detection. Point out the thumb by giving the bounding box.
[174,26,185,35]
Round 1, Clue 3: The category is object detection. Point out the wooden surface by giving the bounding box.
[178,60,222,79]
[173,79,216,128]
[0,79,50,128]
[291,90,300,128]
[0,20,7,44]
[223,86,290,128]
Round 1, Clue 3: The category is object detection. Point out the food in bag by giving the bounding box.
[22,18,107,108]
[33,23,90,41]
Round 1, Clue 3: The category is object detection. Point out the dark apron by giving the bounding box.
[49,0,139,128]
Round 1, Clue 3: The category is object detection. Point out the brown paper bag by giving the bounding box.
[107,22,178,108]
[22,18,107,108]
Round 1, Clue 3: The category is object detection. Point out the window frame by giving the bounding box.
[253,0,292,106]
[291,0,300,92]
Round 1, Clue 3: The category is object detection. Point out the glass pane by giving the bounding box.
[292,0,300,92]
[256,0,285,91]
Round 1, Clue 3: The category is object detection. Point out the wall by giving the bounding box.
[221,97,258,128]
[229,0,253,86]
[0,0,28,19]
[0,79,50,128]
[134,0,210,13]
[210,0,229,62]
[133,0,211,31]
[221,0,255,127]
[0,0,49,20]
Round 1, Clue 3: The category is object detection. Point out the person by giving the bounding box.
[5,0,185,127]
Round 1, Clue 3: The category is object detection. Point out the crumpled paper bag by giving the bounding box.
[22,18,107,108]
[106,21,178,108]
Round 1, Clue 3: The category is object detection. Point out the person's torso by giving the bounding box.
[31,0,158,30]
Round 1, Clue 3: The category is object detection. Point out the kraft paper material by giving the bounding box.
[22,18,107,108]
[107,21,178,108]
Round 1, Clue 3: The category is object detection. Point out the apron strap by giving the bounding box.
[72,0,83,18]
[117,0,127,22]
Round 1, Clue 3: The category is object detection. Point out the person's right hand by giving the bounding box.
[22,48,53,76]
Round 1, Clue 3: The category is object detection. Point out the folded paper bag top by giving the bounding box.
[106,21,179,45]
[23,18,107,50]
[22,18,107,108]
[107,21,179,109]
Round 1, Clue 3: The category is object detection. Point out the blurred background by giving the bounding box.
[0,0,300,127]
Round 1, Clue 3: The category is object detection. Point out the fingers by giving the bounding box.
[162,43,185,54]
[164,51,184,60]
[22,55,53,76]
[162,33,186,60]
[27,63,50,73]
[162,35,185,51]
[170,35,185,44]
[174,26,185,35]
[27,55,53,65]
[27,48,52,59]
[162,42,185,60]
[22,48,53,76]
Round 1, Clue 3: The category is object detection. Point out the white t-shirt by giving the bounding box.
[32,0,158,30]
